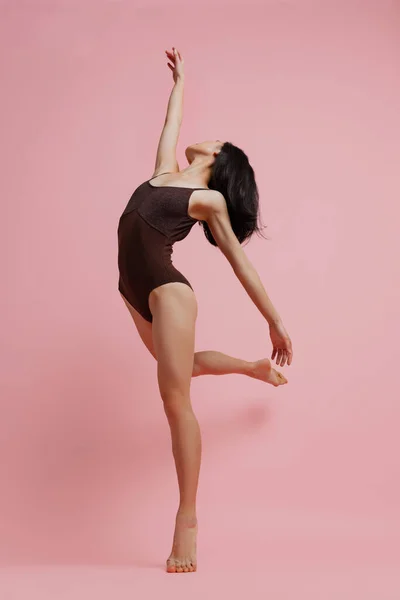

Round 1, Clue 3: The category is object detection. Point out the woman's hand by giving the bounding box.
[165,47,184,83]
[269,320,293,367]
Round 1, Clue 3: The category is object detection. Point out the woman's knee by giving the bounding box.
[160,387,191,417]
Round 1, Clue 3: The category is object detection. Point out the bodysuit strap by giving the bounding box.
[149,172,171,181]
[148,172,210,191]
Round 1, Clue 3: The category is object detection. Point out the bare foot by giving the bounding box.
[251,358,288,386]
[166,513,198,573]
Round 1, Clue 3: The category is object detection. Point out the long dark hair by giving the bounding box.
[199,141,268,246]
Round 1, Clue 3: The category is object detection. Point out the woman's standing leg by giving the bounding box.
[148,282,200,573]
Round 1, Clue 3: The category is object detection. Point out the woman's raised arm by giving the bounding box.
[152,48,185,176]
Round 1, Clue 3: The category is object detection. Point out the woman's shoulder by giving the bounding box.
[193,188,225,205]
[189,189,226,221]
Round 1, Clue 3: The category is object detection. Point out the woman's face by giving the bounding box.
[185,140,224,163]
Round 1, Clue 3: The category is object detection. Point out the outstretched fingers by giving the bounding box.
[271,348,293,367]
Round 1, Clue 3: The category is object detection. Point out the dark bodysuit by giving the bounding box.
[117,173,208,323]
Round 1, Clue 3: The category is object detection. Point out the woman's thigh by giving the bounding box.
[119,291,157,359]
[149,282,197,401]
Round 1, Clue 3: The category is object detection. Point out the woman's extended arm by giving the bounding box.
[211,213,281,324]
[192,191,293,366]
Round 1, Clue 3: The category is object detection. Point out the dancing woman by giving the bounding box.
[117,47,293,573]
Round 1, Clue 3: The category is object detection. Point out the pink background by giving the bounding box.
[1,0,399,597]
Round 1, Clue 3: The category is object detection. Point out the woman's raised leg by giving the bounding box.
[119,292,287,386]
[148,282,200,573]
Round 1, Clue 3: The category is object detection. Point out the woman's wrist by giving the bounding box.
[268,316,282,327]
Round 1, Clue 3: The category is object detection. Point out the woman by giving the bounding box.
[117,47,293,573]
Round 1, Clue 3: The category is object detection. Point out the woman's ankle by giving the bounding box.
[176,508,197,526]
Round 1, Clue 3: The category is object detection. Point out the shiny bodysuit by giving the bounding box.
[117,173,208,323]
